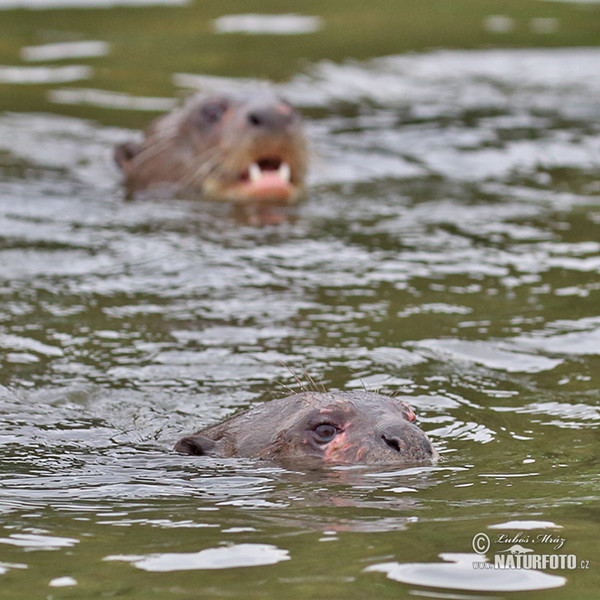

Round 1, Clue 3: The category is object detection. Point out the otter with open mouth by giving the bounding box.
[175,391,437,465]
[114,90,308,202]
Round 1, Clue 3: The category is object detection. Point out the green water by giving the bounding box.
[0,1,599,598]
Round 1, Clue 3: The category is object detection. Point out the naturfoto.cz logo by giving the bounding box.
[471,532,590,571]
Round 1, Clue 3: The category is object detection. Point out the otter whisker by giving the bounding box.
[302,368,321,393]
[317,374,328,393]
[133,136,179,168]
[176,153,223,189]
[277,360,307,393]
[274,379,297,396]
[171,146,223,189]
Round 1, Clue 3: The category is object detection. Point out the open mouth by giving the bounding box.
[238,157,295,200]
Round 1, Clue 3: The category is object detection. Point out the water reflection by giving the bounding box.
[213,14,323,35]
[21,41,110,62]
[105,543,291,571]
[0,65,91,84]
[365,552,566,592]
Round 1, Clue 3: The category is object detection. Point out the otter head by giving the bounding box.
[175,392,437,465]
[263,393,437,464]
[115,91,308,202]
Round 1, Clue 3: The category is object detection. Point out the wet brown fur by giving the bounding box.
[114,91,308,201]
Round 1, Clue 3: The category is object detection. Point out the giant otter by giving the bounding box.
[114,90,308,202]
[175,391,437,465]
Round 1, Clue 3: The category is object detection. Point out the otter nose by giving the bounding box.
[381,428,434,456]
[246,104,296,130]
[381,432,407,453]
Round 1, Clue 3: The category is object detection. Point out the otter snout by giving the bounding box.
[379,423,436,461]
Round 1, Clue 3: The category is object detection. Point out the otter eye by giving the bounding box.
[200,101,228,123]
[313,423,339,444]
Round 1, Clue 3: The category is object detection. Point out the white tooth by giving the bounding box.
[249,163,262,183]
[278,162,291,182]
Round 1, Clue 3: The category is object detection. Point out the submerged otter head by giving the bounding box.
[115,91,308,202]
[175,391,437,465]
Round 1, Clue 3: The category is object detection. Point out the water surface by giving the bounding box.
[0,2,599,598]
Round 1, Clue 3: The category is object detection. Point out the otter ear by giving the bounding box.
[174,434,216,456]
[399,400,417,422]
[114,142,141,170]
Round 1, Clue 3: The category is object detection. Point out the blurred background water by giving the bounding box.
[0,1,599,598]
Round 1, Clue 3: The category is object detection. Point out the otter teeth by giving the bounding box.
[248,162,292,183]
[249,163,262,183]
[278,162,291,182]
